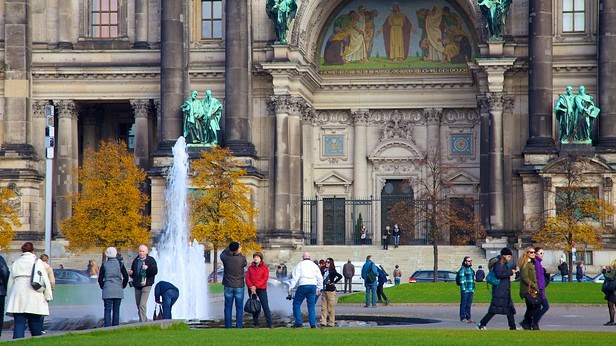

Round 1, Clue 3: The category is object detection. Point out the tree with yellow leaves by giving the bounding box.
[532,155,615,282]
[0,187,22,249]
[60,140,151,254]
[190,146,259,282]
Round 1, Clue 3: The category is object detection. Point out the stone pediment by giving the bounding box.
[315,171,352,186]
[446,171,479,185]
[368,139,424,164]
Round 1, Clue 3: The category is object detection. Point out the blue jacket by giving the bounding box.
[361,260,378,286]
[377,267,388,285]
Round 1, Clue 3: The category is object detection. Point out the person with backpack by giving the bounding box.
[475,265,485,282]
[518,246,540,330]
[477,247,518,330]
[361,255,379,308]
[457,256,475,323]
[376,265,390,306]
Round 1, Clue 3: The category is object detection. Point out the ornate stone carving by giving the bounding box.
[423,108,442,125]
[442,108,480,125]
[56,100,78,120]
[130,99,150,119]
[380,110,416,141]
[351,109,370,125]
[32,100,47,118]
[303,110,352,126]
[269,95,307,115]
[485,92,514,112]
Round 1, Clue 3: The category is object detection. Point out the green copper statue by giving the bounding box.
[554,85,600,144]
[266,0,298,44]
[478,0,512,40]
[181,90,222,146]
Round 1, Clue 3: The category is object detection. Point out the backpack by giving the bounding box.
[365,263,376,284]
[485,257,501,287]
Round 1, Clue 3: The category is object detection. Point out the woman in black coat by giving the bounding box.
[477,247,518,330]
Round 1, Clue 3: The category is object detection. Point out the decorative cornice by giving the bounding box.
[32,71,160,80]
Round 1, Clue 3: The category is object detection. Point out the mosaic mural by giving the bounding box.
[319,0,476,74]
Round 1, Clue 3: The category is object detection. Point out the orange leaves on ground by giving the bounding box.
[60,140,150,253]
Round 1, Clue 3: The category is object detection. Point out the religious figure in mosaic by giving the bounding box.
[554,85,600,144]
[182,90,207,144]
[266,0,298,44]
[478,0,512,40]
[376,3,414,61]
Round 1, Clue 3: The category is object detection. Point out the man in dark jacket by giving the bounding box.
[154,281,180,319]
[0,252,9,337]
[342,259,355,293]
[129,244,158,322]
[558,258,569,281]
[220,241,247,328]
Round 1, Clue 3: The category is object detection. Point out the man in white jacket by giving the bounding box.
[288,252,323,328]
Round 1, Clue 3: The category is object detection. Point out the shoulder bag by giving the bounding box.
[244,293,262,315]
[30,260,46,292]
[524,285,541,307]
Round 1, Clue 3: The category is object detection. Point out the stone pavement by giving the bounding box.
[2,296,615,340]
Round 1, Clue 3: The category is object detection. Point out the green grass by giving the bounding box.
[12,324,615,345]
[208,283,223,294]
[338,282,606,304]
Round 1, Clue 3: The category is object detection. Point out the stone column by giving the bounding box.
[31,101,48,159]
[525,0,556,152]
[424,108,442,149]
[485,93,513,231]
[133,0,149,48]
[224,0,255,156]
[477,95,491,228]
[81,108,97,153]
[352,109,369,198]
[597,0,616,151]
[271,95,304,236]
[160,0,185,143]
[55,100,79,229]
[131,99,151,168]
[57,0,76,49]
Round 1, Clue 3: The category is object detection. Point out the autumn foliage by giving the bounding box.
[190,146,260,281]
[0,187,22,249]
[60,140,151,253]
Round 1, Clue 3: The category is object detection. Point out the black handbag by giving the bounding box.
[525,286,541,307]
[243,294,262,314]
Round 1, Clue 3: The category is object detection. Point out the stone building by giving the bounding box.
[1,0,615,263]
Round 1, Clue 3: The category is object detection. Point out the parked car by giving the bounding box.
[550,273,592,282]
[592,273,605,283]
[208,268,225,283]
[53,269,92,284]
[334,261,392,292]
[409,270,457,283]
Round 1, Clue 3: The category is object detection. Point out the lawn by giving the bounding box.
[12,324,615,345]
[338,282,607,304]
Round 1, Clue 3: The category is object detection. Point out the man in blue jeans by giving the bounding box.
[220,241,247,328]
[288,252,323,328]
[154,281,180,319]
[458,256,476,323]
[361,255,379,307]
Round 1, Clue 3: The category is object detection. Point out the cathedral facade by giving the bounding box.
[1,0,616,260]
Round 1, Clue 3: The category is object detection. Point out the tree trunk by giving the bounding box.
[433,242,439,283]
[212,245,219,283]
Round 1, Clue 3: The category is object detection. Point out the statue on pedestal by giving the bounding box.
[554,85,600,144]
[266,0,298,44]
[181,90,223,146]
[478,0,512,40]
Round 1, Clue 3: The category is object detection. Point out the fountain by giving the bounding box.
[150,136,209,319]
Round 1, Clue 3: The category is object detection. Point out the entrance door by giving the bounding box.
[323,198,345,245]
[380,179,414,244]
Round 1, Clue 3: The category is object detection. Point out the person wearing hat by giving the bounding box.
[477,247,518,330]
[99,247,129,327]
[220,241,247,328]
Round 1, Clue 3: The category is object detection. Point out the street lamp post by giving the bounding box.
[44,101,55,261]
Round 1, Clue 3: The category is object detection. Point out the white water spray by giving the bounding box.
[150,136,209,319]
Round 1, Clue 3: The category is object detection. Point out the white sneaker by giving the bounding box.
[476,324,486,330]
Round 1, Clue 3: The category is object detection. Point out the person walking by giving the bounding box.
[6,242,53,339]
[532,247,549,330]
[98,247,129,327]
[576,261,585,282]
[288,252,323,328]
[458,256,475,323]
[320,258,342,327]
[382,226,391,250]
[154,281,180,320]
[393,265,402,285]
[342,259,355,293]
[220,241,247,328]
[0,249,9,337]
[392,224,401,248]
[245,251,273,328]
[558,258,569,281]
[518,246,540,330]
[602,259,616,325]
[376,265,389,306]
[128,244,158,322]
[475,265,486,282]
[477,247,518,330]
[361,255,379,308]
